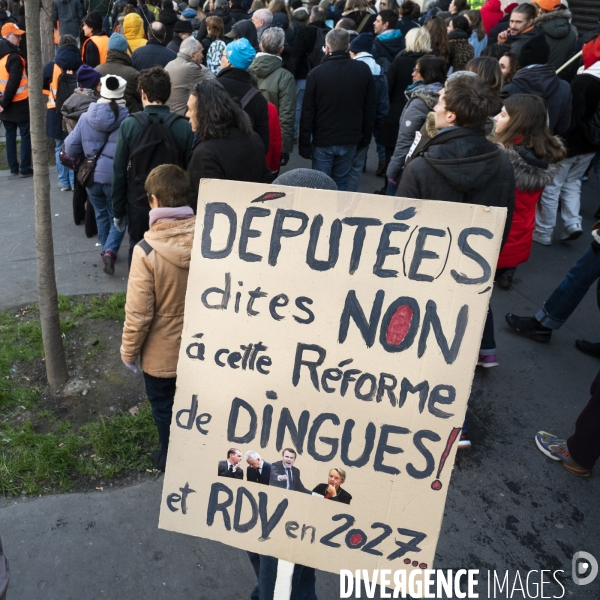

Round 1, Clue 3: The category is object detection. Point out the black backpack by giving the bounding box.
[307,27,327,71]
[55,68,78,113]
[127,112,186,206]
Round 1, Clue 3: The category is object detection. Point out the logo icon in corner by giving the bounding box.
[572,552,598,586]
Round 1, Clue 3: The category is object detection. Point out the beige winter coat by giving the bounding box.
[121,217,196,377]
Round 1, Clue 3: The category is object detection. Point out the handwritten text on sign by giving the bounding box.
[159,180,506,574]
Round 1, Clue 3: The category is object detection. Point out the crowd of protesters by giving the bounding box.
[2,0,600,595]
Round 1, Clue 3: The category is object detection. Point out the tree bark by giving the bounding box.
[40,0,55,68]
[24,0,69,387]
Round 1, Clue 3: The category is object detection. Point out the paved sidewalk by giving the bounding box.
[1,153,600,599]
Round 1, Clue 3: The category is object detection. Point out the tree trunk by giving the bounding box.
[24,0,69,387]
[39,0,54,67]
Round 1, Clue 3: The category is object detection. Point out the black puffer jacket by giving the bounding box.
[131,39,177,70]
[503,64,572,136]
[187,127,272,211]
[534,9,577,72]
[398,127,515,245]
[216,66,270,152]
[376,50,425,148]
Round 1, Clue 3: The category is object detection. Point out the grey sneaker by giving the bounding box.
[533,231,552,246]
[560,225,583,242]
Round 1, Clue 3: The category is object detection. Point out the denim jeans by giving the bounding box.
[536,245,600,330]
[55,138,75,188]
[312,144,356,192]
[376,143,386,162]
[3,120,31,174]
[346,144,368,193]
[294,79,306,139]
[248,554,317,600]
[86,182,126,257]
[143,372,177,454]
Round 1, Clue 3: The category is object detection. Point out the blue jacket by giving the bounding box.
[64,101,129,185]
[43,44,82,139]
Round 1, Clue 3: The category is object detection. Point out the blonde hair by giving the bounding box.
[405,27,432,53]
[330,468,347,482]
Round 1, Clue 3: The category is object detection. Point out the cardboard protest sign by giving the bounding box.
[159,179,506,574]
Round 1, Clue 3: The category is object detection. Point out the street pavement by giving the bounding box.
[1,150,599,599]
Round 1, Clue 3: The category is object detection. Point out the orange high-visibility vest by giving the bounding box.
[0,53,28,102]
[82,34,109,65]
[54,26,60,45]
[44,63,62,109]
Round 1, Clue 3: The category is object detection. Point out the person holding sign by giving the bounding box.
[269,448,309,493]
[312,468,352,505]
[217,448,244,479]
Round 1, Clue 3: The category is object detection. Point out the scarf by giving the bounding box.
[149,206,195,228]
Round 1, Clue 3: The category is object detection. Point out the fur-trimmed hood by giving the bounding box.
[535,9,573,40]
[406,82,443,110]
[497,144,556,191]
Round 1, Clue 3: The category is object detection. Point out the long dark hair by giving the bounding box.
[191,82,252,140]
[427,17,451,65]
[466,57,502,94]
[495,95,566,164]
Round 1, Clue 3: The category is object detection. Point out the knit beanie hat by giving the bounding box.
[518,33,550,68]
[445,69,477,86]
[108,33,129,53]
[77,64,102,89]
[583,36,600,70]
[100,74,127,99]
[84,10,104,31]
[273,168,338,191]
[350,32,373,54]
[225,37,256,70]
[534,0,560,10]
[182,8,197,18]
[504,2,518,14]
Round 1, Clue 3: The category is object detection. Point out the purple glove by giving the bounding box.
[387,176,398,186]
[123,361,138,374]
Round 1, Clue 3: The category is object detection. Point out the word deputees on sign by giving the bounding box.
[159,180,506,574]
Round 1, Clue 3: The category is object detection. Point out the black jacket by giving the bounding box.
[216,66,270,151]
[312,483,352,505]
[217,460,243,479]
[0,41,28,123]
[564,71,600,157]
[376,50,425,148]
[246,460,271,485]
[399,127,515,246]
[503,26,539,56]
[488,13,509,46]
[503,64,572,136]
[131,39,177,70]
[299,51,376,155]
[95,50,142,115]
[230,7,250,23]
[196,8,234,42]
[159,7,178,44]
[166,34,182,53]
[43,44,82,138]
[187,127,272,210]
[291,21,330,80]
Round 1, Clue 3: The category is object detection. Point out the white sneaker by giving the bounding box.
[533,231,552,246]
[560,225,583,242]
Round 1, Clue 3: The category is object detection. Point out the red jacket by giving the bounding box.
[265,101,282,173]
[480,0,503,34]
[497,144,555,269]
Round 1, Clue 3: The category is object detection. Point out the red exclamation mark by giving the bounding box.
[431,427,462,491]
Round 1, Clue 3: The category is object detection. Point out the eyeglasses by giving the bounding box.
[412,68,420,73]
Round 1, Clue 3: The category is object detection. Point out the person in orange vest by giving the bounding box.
[0,21,31,177]
[43,34,82,190]
[82,11,109,67]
